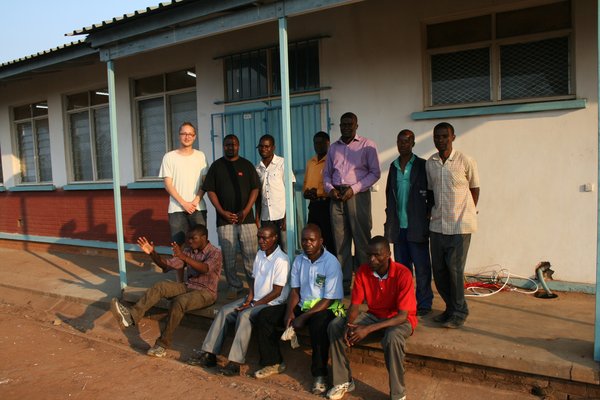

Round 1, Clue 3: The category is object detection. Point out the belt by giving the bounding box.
[334,185,350,191]
[311,197,330,202]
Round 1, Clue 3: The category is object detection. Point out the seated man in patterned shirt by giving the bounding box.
[110,224,222,358]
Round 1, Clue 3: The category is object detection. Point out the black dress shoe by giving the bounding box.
[195,352,217,368]
[417,308,432,317]
[433,311,451,323]
[442,316,465,329]
[219,361,241,376]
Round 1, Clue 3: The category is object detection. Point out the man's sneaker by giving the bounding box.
[327,380,355,400]
[147,344,167,358]
[189,352,217,368]
[110,298,133,329]
[219,361,241,376]
[312,376,328,395]
[254,362,287,379]
[443,315,465,329]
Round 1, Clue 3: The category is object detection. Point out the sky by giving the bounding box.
[0,0,161,64]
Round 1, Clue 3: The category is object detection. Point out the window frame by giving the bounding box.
[221,39,321,104]
[132,68,197,180]
[12,101,52,184]
[422,1,574,110]
[65,88,111,183]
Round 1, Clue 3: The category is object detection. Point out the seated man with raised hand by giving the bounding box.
[253,223,343,395]
[327,236,417,400]
[195,223,290,376]
[110,224,222,358]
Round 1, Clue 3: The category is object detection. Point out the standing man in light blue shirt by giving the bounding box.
[253,224,343,395]
[384,129,433,316]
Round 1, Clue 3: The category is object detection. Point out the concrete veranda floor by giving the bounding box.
[0,243,597,390]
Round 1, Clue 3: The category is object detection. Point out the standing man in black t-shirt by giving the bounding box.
[203,134,260,299]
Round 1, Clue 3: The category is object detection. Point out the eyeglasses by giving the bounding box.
[179,133,196,137]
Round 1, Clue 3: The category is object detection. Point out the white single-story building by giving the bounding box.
[0,0,597,298]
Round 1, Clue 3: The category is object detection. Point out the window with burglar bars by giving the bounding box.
[426,1,572,107]
[134,68,197,178]
[13,102,53,183]
[66,89,112,182]
[223,39,320,102]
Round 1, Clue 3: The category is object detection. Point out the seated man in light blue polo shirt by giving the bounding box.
[253,224,344,396]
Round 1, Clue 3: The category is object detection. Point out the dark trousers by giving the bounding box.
[168,210,207,245]
[255,304,335,377]
[394,229,434,310]
[331,191,372,290]
[430,232,471,320]
[307,199,335,255]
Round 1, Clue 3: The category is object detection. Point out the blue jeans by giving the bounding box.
[168,210,207,245]
[394,229,433,310]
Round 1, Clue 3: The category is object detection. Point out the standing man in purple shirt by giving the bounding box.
[324,112,381,294]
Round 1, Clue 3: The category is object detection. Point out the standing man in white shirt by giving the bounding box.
[255,134,295,250]
[159,122,208,245]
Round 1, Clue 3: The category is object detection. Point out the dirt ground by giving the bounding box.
[0,288,536,400]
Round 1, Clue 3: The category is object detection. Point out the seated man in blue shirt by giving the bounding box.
[253,224,344,395]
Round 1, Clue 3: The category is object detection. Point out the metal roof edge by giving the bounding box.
[0,41,98,81]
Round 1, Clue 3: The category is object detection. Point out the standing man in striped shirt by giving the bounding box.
[426,122,480,329]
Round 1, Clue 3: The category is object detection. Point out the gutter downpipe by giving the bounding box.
[107,59,128,290]
[278,15,296,259]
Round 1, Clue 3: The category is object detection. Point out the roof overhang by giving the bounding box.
[0,42,98,82]
[77,0,364,61]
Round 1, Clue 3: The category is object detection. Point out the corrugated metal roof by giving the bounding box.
[0,40,88,68]
[67,1,184,36]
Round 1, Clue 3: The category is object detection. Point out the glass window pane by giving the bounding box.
[94,107,112,180]
[431,47,491,105]
[427,15,491,49]
[288,44,299,92]
[271,48,281,95]
[497,1,571,39]
[166,69,196,91]
[241,53,251,99]
[32,102,48,117]
[258,49,268,97]
[249,51,259,98]
[138,97,165,177]
[225,57,233,101]
[135,75,164,96]
[169,92,197,150]
[17,122,36,183]
[13,105,31,121]
[306,41,320,89]
[231,55,241,101]
[91,89,109,106]
[67,92,89,110]
[36,119,52,182]
[500,37,570,100]
[70,112,93,181]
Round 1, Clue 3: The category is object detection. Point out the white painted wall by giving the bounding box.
[0,0,596,284]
